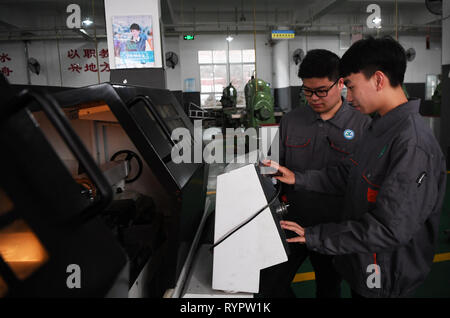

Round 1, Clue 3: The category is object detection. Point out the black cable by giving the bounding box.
[211,180,282,251]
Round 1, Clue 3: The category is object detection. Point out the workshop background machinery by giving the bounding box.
[243,78,276,129]
[220,83,237,109]
[220,83,244,130]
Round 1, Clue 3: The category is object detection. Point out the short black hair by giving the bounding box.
[130,23,141,31]
[298,49,340,81]
[340,36,406,87]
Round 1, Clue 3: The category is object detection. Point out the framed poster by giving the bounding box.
[112,15,155,68]
[105,0,162,69]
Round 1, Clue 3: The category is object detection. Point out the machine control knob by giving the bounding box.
[275,202,289,216]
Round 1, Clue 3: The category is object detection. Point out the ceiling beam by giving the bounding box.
[161,0,176,25]
[0,19,37,37]
[294,0,348,25]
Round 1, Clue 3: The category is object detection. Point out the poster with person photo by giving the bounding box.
[112,15,154,68]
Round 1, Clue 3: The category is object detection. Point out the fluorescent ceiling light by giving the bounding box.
[372,17,381,24]
[82,18,93,26]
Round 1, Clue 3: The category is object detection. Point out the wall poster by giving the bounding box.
[112,15,155,68]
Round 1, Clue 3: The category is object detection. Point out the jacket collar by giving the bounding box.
[368,98,421,137]
[307,97,353,129]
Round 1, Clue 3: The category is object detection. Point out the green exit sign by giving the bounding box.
[183,34,195,40]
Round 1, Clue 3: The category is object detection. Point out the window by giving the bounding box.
[425,74,440,100]
[198,49,255,107]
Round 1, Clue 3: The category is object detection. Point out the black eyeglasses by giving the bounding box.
[301,79,339,98]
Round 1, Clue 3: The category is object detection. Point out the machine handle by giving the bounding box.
[110,150,143,183]
[6,89,113,222]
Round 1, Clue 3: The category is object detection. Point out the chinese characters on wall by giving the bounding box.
[1,47,110,79]
[67,48,110,74]
[0,53,13,77]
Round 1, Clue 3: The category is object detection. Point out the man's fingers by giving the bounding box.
[277,165,290,174]
[280,222,305,236]
[280,222,302,232]
[280,221,306,244]
[262,159,280,170]
[280,220,305,233]
[274,175,290,183]
[261,161,296,184]
[286,237,306,243]
[280,220,301,227]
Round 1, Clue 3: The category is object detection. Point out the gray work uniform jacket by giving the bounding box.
[294,99,447,297]
[279,99,371,227]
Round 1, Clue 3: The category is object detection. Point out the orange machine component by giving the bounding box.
[0,219,49,297]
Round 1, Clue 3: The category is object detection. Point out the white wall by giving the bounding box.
[272,40,289,89]
[0,41,28,84]
[287,34,442,86]
[0,39,110,87]
[164,36,182,91]
[399,36,442,83]
[288,35,342,87]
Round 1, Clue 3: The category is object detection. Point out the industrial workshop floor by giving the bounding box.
[291,177,450,298]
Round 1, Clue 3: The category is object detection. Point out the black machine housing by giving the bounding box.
[51,83,208,296]
[0,76,207,297]
[0,77,127,297]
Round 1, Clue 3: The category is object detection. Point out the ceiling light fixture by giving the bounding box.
[82,18,93,26]
[372,17,382,25]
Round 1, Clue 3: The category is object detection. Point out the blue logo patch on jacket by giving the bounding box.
[343,129,355,140]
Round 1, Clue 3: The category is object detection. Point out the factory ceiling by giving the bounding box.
[0,0,443,41]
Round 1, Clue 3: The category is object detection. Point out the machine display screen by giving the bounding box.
[165,118,186,132]
[155,104,190,133]
[157,104,178,119]
[142,105,172,145]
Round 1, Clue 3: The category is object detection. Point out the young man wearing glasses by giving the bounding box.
[265,37,446,298]
[257,49,370,298]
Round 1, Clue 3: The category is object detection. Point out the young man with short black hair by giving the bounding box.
[126,23,146,52]
[267,36,446,298]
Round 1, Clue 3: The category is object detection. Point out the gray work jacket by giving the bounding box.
[294,99,447,297]
[279,99,371,226]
